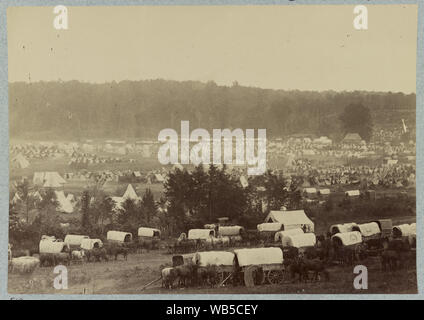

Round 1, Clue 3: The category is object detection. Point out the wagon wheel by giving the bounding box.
[266,270,285,285]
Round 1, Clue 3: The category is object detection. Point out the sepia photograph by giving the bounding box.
[7,4,418,295]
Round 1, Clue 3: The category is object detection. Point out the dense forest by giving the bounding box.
[9,80,416,140]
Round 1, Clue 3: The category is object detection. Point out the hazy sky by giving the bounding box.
[7,5,417,93]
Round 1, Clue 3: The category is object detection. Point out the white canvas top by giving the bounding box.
[234,247,283,267]
[193,251,235,267]
[257,222,282,232]
[281,233,316,248]
[353,222,381,237]
[138,227,161,237]
[64,234,89,246]
[332,231,362,246]
[107,230,133,242]
[274,228,304,242]
[345,190,360,197]
[188,229,215,240]
[218,226,244,236]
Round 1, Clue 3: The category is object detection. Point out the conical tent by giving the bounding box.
[122,184,140,201]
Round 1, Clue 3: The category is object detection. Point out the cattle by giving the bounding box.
[161,267,178,289]
[174,264,198,287]
[71,250,85,264]
[90,247,109,262]
[9,256,40,274]
[106,245,129,261]
[39,253,56,267]
[284,258,308,283]
[381,249,400,271]
[54,252,71,266]
[301,258,330,281]
[196,265,220,287]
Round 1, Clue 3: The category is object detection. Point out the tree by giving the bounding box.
[142,188,157,224]
[339,103,373,142]
[80,190,92,233]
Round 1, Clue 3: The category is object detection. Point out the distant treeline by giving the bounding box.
[9,80,416,140]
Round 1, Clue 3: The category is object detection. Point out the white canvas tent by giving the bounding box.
[33,172,66,188]
[265,210,314,232]
[12,153,30,169]
[55,191,74,213]
[122,184,140,201]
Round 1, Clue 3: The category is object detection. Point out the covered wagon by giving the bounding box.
[218,226,244,237]
[138,227,161,250]
[188,229,215,240]
[331,231,362,247]
[392,223,415,238]
[281,233,316,249]
[64,234,89,249]
[39,238,70,254]
[107,231,133,243]
[274,228,304,242]
[331,231,363,263]
[233,247,287,285]
[138,227,161,238]
[352,222,381,239]
[257,223,282,243]
[193,251,235,283]
[80,238,103,250]
[329,223,357,235]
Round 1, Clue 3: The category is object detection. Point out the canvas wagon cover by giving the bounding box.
[138,227,161,237]
[234,247,283,267]
[274,228,304,242]
[281,233,316,248]
[39,239,68,254]
[257,222,282,232]
[218,226,244,236]
[188,229,215,240]
[353,222,380,237]
[193,251,235,267]
[332,231,362,246]
[64,234,89,246]
[330,223,357,234]
[107,231,133,242]
[393,224,415,237]
[81,238,103,250]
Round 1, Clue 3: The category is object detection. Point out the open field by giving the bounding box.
[8,249,417,295]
